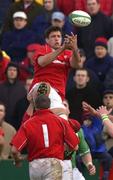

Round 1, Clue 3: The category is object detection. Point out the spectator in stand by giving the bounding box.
[66,48,100,93]
[51,11,75,37]
[82,113,112,180]
[77,0,113,58]
[14,76,33,130]
[0,102,16,159]
[82,101,113,136]
[19,43,38,81]
[101,90,113,157]
[56,0,113,19]
[2,0,44,32]
[75,0,113,17]
[1,11,36,62]
[0,49,10,82]
[0,62,26,127]
[31,0,58,44]
[85,90,113,157]
[66,68,102,124]
[85,37,113,91]
[0,0,13,31]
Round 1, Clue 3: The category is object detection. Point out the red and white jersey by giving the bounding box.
[11,109,79,161]
[31,44,72,100]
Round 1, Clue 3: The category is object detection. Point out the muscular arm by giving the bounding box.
[38,33,81,68]
[38,46,65,67]
[70,48,81,68]
[82,152,92,165]
[82,153,96,175]
[102,119,113,137]
[97,106,113,137]
[108,114,113,122]
[11,146,23,167]
[68,34,81,68]
[77,129,96,175]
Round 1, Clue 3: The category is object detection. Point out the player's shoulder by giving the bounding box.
[22,115,35,127]
[68,118,81,132]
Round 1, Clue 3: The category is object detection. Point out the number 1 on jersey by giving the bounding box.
[42,124,49,147]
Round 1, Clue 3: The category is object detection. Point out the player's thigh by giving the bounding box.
[49,86,64,109]
[29,162,42,180]
[29,159,47,180]
[73,167,85,180]
[62,160,73,180]
[44,158,63,180]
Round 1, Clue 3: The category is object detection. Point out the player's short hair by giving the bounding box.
[35,95,50,109]
[44,26,62,38]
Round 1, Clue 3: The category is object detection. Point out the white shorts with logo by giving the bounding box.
[62,160,73,180]
[73,167,85,180]
[29,158,73,180]
[29,158,62,180]
[29,83,65,109]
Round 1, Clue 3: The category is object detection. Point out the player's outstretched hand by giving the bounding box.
[63,32,78,51]
[97,105,112,116]
[82,101,97,116]
[87,163,96,175]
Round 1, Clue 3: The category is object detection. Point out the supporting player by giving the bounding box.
[11,95,79,180]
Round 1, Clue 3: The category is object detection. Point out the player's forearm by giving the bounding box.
[82,153,93,166]
[103,119,113,137]
[108,114,113,123]
[26,102,34,116]
[38,46,65,67]
[11,146,23,167]
[99,113,113,137]
[11,146,20,160]
[82,153,96,175]
[70,48,81,68]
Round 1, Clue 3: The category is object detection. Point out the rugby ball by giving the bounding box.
[69,10,91,27]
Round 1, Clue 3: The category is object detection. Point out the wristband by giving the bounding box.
[101,114,109,122]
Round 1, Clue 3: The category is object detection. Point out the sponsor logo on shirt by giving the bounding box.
[53,60,66,64]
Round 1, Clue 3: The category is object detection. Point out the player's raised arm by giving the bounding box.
[97,105,113,137]
[68,33,81,68]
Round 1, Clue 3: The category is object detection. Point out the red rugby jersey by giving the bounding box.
[30,44,72,100]
[11,109,79,161]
